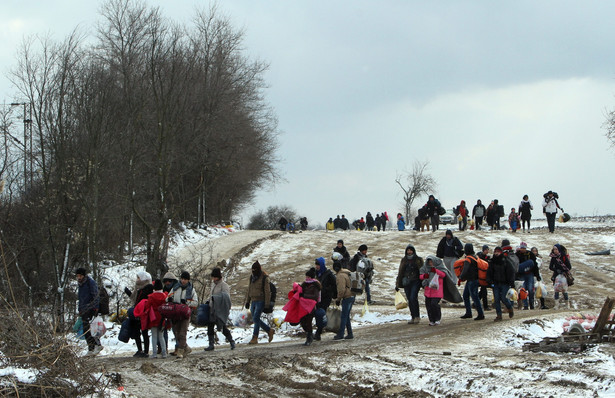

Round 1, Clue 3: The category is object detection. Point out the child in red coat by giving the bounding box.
[148,280,168,358]
[420,256,446,326]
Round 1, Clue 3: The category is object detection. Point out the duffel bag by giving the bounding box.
[196,303,210,326]
[159,302,192,321]
[118,318,131,343]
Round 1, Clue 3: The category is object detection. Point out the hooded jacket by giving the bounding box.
[316,260,337,309]
[78,276,99,316]
[420,256,462,303]
[396,245,424,288]
[436,230,463,258]
[487,252,515,287]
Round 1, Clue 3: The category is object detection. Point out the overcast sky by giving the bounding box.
[2,1,615,226]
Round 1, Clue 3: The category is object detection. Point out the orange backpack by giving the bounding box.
[467,255,489,286]
[454,258,465,278]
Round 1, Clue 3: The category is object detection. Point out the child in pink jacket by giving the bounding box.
[420,256,446,326]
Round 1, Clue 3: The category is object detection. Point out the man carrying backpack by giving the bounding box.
[459,244,485,321]
[486,247,515,321]
[314,257,337,341]
[75,267,103,356]
[349,244,374,304]
[436,229,463,284]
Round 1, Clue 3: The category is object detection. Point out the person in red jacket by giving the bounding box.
[148,280,168,358]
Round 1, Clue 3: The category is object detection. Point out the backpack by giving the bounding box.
[468,256,489,286]
[438,206,446,216]
[454,258,465,278]
[357,258,373,275]
[503,252,519,273]
[349,271,365,294]
[261,277,277,314]
[498,205,505,217]
[98,286,110,315]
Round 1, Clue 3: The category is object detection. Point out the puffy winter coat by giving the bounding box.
[396,247,424,288]
[420,268,446,298]
[335,269,353,299]
[487,255,515,287]
[317,269,337,309]
[78,276,99,316]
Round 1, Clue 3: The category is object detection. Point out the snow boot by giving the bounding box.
[229,340,236,350]
[175,348,184,359]
[204,336,215,351]
[508,308,514,318]
[314,328,322,341]
[248,336,258,344]
[304,332,313,346]
[268,328,275,342]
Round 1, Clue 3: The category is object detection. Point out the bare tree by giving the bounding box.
[395,160,436,224]
[606,107,615,148]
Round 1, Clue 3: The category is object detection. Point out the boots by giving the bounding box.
[314,328,322,341]
[184,345,192,355]
[494,315,502,322]
[204,336,215,351]
[230,340,236,350]
[175,348,184,359]
[248,336,258,344]
[565,300,570,309]
[304,332,313,346]
[268,328,275,342]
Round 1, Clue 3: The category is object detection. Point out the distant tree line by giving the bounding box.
[0,0,280,316]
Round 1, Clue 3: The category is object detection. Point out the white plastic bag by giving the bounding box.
[540,282,550,298]
[89,315,106,338]
[506,288,518,301]
[395,290,408,310]
[428,273,439,290]
[234,309,250,327]
[554,274,568,293]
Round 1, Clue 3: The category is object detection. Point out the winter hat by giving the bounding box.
[332,262,342,272]
[180,271,190,280]
[137,271,152,283]
[358,244,368,252]
[519,242,528,250]
[153,279,163,291]
[494,247,503,255]
[337,239,344,245]
[501,239,511,247]
[75,267,87,276]
[211,267,222,279]
[405,244,416,255]
[482,245,489,252]
[464,243,475,255]
[306,267,317,279]
[162,271,178,283]
[315,257,325,267]
[446,229,453,237]
[251,261,262,275]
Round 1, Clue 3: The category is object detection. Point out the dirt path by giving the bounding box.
[96,227,615,397]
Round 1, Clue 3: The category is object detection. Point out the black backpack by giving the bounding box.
[98,286,110,315]
[262,277,277,314]
[498,205,505,217]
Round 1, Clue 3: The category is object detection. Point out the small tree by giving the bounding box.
[606,106,615,148]
[395,160,436,224]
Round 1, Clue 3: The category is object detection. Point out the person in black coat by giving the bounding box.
[472,200,486,230]
[436,229,463,284]
[340,215,350,230]
[366,212,375,231]
[314,257,336,341]
[516,242,540,310]
[487,247,515,321]
[333,240,350,268]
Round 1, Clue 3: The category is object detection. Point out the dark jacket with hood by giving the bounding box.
[396,245,424,289]
[549,244,572,280]
[78,276,99,316]
[436,230,463,259]
[487,251,515,287]
[333,244,351,267]
[316,258,337,309]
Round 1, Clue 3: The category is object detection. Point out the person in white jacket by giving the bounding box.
[542,191,561,233]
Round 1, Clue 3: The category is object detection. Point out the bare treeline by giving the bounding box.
[0,0,280,314]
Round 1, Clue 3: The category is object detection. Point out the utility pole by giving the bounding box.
[10,102,32,191]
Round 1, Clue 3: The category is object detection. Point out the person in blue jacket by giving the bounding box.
[76,267,103,356]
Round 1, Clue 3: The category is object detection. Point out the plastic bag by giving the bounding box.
[395,290,408,310]
[234,309,250,327]
[73,317,83,334]
[361,300,370,317]
[325,307,341,332]
[554,274,568,293]
[535,283,542,298]
[428,273,440,290]
[539,281,549,298]
[89,315,106,338]
[506,288,518,301]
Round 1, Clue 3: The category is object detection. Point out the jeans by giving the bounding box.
[250,300,271,337]
[403,280,422,319]
[546,212,556,233]
[463,280,483,316]
[493,284,513,316]
[425,297,441,323]
[459,216,467,231]
[475,216,483,230]
[337,296,355,338]
[315,307,327,330]
[150,326,166,357]
[522,273,535,309]
[554,291,569,300]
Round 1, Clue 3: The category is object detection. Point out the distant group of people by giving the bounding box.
[326,212,390,231]
[278,216,309,232]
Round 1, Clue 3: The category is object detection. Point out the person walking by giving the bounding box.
[75,267,103,356]
[459,244,485,321]
[542,191,561,233]
[125,271,154,357]
[472,200,486,230]
[436,229,463,284]
[333,240,350,268]
[299,268,322,346]
[168,271,198,358]
[486,247,515,321]
[455,200,469,231]
[424,195,442,232]
[419,256,446,326]
[477,245,491,311]
[340,215,350,230]
[349,244,374,304]
[333,261,356,340]
[204,268,235,351]
[531,247,548,309]
[326,218,334,231]
[516,242,540,310]
[147,280,168,358]
[397,213,406,231]
[314,257,336,340]
[366,212,375,231]
[549,244,572,309]
[508,208,520,232]
[244,261,275,344]
[395,244,424,324]
[518,195,533,233]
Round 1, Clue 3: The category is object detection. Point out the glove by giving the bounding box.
[335,300,341,306]
[395,287,399,292]
[422,273,429,279]
[245,302,250,309]
[430,267,436,273]
[180,299,187,304]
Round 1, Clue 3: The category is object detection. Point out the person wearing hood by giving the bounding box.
[424,195,442,232]
[477,245,492,311]
[516,242,540,310]
[397,213,406,231]
[326,218,334,231]
[542,191,561,233]
[455,200,469,231]
[549,244,572,309]
[459,244,485,321]
[472,200,486,230]
[333,261,356,340]
[167,271,198,358]
[203,268,235,352]
[299,268,322,346]
[395,244,424,324]
[75,267,103,356]
[124,271,154,358]
[333,240,350,268]
[518,195,533,233]
[314,257,336,340]
[486,247,515,321]
[436,229,463,284]
[419,256,446,326]
[366,212,375,231]
[244,261,275,344]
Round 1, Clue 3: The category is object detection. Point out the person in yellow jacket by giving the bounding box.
[333,262,356,340]
[326,218,335,231]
